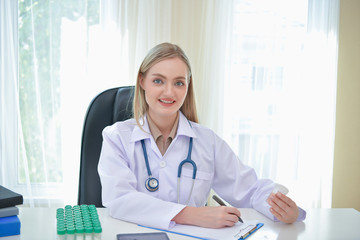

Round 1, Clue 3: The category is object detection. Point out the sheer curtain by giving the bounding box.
[99,0,172,89]
[223,0,339,208]
[298,0,339,208]
[0,0,19,190]
[1,0,115,206]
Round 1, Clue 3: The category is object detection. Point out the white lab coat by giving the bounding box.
[98,111,306,230]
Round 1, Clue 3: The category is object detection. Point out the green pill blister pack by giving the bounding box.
[56,205,102,236]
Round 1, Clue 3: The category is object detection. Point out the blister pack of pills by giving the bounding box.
[56,205,102,239]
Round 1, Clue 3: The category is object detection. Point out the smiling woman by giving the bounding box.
[134,43,198,131]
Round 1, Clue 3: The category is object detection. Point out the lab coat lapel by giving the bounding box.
[130,115,163,158]
[177,111,197,139]
[131,116,151,143]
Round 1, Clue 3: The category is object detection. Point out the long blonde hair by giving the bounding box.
[133,43,198,127]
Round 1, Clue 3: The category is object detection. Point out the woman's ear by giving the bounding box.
[139,73,145,89]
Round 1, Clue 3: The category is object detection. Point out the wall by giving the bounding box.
[332,0,360,211]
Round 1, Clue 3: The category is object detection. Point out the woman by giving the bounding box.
[98,42,306,230]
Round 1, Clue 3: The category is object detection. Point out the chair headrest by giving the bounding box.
[113,86,135,123]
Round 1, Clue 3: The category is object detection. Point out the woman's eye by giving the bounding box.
[153,79,162,84]
[175,81,184,86]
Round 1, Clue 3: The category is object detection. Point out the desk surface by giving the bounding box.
[1,207,360,240]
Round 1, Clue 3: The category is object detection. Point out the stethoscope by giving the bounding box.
[140,137,197,205]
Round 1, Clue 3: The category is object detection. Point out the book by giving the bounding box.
[0,215,21,237]
[0,185,23,209]
[0,206,19,218]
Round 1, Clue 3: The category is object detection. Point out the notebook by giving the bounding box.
[0,185,23,209]
[0,206,19,218]
[0,215,21,237]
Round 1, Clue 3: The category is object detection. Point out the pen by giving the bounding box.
[212,195,244,223]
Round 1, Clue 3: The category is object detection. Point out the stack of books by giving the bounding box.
[0,185,23,237]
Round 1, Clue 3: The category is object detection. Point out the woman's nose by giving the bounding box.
[163,83,174,96]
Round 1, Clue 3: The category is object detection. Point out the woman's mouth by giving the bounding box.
[159,99,175,104]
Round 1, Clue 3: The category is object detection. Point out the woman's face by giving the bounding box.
[140,57,189,122]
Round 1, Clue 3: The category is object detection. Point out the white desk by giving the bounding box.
[1,207,359,240]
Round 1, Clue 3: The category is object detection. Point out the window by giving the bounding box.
[16,0,100,205]
[225,0,307,177]
[224,0,338,208]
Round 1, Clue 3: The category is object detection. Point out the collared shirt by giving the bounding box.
[147,113,179,156]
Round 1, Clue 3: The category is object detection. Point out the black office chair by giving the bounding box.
[78,86,134,207]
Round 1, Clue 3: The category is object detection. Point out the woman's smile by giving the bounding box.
[159,98,176,105]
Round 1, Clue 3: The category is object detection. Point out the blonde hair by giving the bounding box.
[133,43,198,127]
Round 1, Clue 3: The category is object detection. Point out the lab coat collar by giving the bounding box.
[131,111,196,143]
[177,111,197,139]
[131,115,151,143]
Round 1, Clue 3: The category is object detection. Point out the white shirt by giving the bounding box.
[98,111,306,230]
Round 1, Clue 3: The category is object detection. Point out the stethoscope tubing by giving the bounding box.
[177,137,197,179]
[141,140,152,177]
[141,137,197,205]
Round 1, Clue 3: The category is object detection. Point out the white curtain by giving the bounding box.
[0,0,19,189]
[298,0,339,208]
[1,0,109,206]
[223,0,339,208]
[99,0,172,88]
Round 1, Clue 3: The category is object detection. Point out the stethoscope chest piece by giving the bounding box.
[145,177,159,192]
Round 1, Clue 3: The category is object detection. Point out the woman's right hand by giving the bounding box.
[172,206,241,228]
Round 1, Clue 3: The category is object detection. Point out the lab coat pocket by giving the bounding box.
[180,168,212,206]
[181,168,212,180]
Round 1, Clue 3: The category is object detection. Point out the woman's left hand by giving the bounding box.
[267,192,299,223]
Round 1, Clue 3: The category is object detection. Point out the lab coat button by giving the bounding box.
[160,161,166,168]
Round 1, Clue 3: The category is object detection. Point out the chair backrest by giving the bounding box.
[78,86,134,207]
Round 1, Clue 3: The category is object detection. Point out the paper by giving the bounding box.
[140,220,262,240]
[272,183,289,195]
